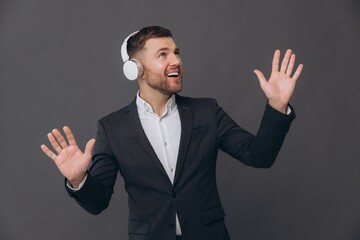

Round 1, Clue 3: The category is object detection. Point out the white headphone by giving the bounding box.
[121,31,143,81]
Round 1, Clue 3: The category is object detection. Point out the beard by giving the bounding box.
[146,73,183,96]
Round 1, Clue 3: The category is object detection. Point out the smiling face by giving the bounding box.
[137,37,182,96]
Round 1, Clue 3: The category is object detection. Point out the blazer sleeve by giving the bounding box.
[65,120,119,215]
[217,101,296,168]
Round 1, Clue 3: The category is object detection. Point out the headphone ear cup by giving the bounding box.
[123,59,142,81]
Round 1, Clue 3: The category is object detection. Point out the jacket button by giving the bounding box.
[169,223,175,229]
[172,192,177,198]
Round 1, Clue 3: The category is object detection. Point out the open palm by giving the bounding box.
[41,126,95,187]
[254,49,303,113]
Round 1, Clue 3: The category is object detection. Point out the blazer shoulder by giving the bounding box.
[98,99,136,125]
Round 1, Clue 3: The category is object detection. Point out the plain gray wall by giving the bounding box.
[1,0,359,239]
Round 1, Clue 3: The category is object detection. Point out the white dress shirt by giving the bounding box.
[136,92,181,183]
[136,92,182,235]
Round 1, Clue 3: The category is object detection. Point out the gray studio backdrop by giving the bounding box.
[0,0,359,239]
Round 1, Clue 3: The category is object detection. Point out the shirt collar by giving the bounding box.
[136,91,177,116]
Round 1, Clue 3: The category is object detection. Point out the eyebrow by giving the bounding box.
[156,47,180,54]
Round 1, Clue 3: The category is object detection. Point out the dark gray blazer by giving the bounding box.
[67,95,295,240]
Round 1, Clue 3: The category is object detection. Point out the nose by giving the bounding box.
[169,52,181,66]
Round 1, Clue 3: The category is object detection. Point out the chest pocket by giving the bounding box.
[191,125,209,137]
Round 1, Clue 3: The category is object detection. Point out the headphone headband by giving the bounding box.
[121,31,139,62]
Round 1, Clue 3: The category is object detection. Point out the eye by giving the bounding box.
[158,52,167,58]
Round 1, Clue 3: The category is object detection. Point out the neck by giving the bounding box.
[139,88,172,116]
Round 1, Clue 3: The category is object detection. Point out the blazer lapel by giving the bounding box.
[125,99,170,180]
[174,95,193,185]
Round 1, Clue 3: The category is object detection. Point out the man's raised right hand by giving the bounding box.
[41,126,95,188]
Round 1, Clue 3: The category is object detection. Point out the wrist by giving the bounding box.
[67,174,86,189]
[268,100,288,114]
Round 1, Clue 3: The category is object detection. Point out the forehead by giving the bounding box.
[143,37,177,53]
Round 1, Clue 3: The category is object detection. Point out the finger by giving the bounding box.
[52,128,68,148]
[291,64,304,82]
[84,139,96,158]
[253,69,267,87]
[47,132,62,153]
[271,49,281,73]
[286,54,296,75]
[63,126,77,146]
[280,49,292,73]
[40,144,57,161]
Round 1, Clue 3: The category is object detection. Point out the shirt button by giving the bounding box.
[170,168,174,172]
[164,142,167,146]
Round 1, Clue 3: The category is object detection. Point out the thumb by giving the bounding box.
[84,139,96,158]
[253,69,267,87]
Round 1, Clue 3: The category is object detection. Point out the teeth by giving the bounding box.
[167,72,179,77]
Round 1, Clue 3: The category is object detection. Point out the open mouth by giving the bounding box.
[166,72,180,78]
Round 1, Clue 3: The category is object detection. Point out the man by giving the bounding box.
[41,26,303,240]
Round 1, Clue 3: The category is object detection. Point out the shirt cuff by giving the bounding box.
[286,106,291,115]
[66,175,87,191]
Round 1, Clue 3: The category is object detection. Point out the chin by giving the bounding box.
[162,85,182,96]
[171,83,182,93]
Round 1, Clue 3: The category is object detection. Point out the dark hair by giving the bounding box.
[127,26,173,58]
